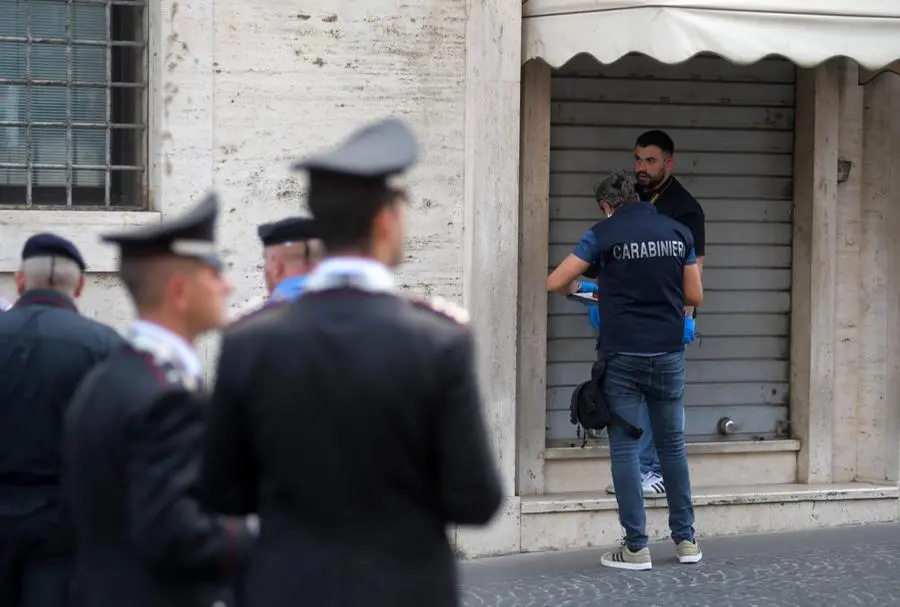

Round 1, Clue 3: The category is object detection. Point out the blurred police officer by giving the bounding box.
[201,119,503,607]
[258,217,323,303]
[232,217,323,319]
[0,234,122,607]
[64,194,256,607]
[547,170,704,571]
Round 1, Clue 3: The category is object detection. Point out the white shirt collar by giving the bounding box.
[305,256,395,294]
[129,319,202,380]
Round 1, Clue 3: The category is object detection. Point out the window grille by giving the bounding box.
[0,0,147,208]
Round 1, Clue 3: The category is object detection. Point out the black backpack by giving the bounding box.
[569,358,643,448]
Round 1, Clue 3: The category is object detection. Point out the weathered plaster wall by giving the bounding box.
[1,0,468,368]
[209,1,467,303]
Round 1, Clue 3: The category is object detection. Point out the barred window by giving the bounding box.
[0,0,146,208]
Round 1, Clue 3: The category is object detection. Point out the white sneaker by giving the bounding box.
[605,472,666,497]
[642,472,666,497]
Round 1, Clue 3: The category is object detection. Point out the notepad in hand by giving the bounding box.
[567,292,598,307]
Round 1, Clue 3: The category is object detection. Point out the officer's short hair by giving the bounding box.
[21,255,82,293]
[293,118,418,254]
[119,256,202,311]
[594,170,638,210]
[635,130,675,156]
[308,175,406,253]
[119,257,163,310]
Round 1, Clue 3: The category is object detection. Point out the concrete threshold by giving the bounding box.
[544,438,801,460]
[522,481,899,514]
[515,482,900,554]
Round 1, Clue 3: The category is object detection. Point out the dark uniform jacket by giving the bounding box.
[64,332,254,607]
[0,289,122,519]
[202,289,504,607]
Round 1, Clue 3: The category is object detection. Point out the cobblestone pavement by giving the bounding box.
[460,524,900,606]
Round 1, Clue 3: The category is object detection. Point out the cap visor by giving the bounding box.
[196,253,223,271]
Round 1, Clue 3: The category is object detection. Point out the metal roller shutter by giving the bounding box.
[546,54,795,443]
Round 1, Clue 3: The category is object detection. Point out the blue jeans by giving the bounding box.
[603,351,695,550]
[637,406,661,476]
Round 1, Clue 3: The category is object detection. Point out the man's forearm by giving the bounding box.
[547,281,579,295]
[684,256,704,316]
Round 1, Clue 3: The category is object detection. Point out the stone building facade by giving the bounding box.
[3,0,900,558]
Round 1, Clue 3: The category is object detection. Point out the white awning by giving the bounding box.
[523,1,900,70]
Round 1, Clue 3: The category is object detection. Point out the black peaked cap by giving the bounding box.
[291,118,419,179]
[257,217,319,247]
[100,192,221,268]
[22,233,87,270]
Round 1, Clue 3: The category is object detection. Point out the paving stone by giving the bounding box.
[460,524,900,606]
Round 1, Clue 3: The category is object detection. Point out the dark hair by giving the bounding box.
[119,257,161,310]
[594,170,638,209]
[119,256,200,311]
[635,130,675,156]
[307,171,402,253]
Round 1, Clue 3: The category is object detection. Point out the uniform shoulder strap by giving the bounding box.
[408,295,471,325]
[227,299,287,330]
[124,340,201,392]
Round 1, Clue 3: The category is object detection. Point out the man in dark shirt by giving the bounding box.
[547,171,703,570]
[634,130,706,271]
[0,234,123,607]
[602,130,707,498]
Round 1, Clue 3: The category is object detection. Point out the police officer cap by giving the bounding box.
[100,192,221,268]
[22,233,87,271]
[594,170,638,206]
[292,118,419,182]
[257,217,319,247]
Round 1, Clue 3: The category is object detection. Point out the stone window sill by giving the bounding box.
[0,209,162,273]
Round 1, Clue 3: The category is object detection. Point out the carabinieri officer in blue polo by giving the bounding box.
[547,169,704,572]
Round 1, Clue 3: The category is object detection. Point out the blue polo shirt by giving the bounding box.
[270,275,309,303]
[573,202,696,355]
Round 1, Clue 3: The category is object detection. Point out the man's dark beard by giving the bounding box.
[639,173,667,191]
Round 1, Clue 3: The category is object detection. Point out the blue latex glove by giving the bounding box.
[683,317,696,345]
[588,305,601,331]
[576,280,598,294]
